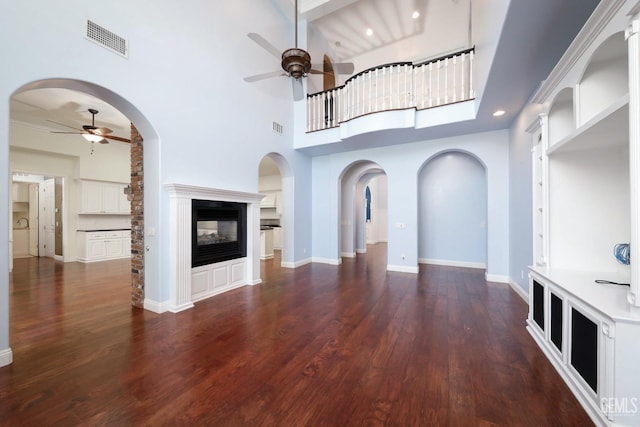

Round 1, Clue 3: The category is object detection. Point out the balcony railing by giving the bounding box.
[307,47,475,132]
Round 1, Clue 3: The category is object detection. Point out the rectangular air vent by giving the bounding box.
[272,121,283,134]
[85,20,128,58]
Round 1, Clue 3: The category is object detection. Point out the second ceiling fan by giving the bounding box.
[244,0,355,100]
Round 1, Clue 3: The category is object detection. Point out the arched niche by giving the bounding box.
[548,87,575,146]
[417,150,487,268]
[578,31,628,126]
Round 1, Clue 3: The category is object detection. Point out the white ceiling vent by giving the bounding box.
[85,20,128,58]
[272,121,283,134]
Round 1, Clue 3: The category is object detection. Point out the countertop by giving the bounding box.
[77,229,131,232]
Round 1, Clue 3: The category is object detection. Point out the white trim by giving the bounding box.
[508,278,529,302]
[485,273,509,283]
[0,348,13,367]
[387,264,419,274]
[418,258,486,269]
[192,283,247,303]
[531,0,627,103]
[248,278,263,285]
[356,248,367,254]
[165,183,264,203]
[311,257,342,265]
[341,252,356,258]
[281,258,312,268]
[143,299,167,313]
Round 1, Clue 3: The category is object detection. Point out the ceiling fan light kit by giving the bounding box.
[49,108,130,144]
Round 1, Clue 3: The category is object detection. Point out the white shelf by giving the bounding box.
[547,94,629,155]
[530,266,640,324]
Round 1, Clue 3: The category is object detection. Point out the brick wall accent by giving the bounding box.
[130,124,144,308]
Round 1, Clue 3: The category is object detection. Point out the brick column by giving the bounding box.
[130,124,144,308]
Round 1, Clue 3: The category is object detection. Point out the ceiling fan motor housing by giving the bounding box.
[281,48,311,79]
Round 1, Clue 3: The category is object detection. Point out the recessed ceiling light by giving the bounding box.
[412,11,420,19]
[366,28,373,37]
[493,110,505,117]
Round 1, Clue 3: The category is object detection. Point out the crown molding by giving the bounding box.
[531,0,628,104]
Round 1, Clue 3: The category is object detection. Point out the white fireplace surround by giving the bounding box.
[160,184,264,313]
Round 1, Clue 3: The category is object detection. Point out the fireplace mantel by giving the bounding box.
[159,184,264,313]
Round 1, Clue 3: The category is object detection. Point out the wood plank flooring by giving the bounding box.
[1,244,593,426]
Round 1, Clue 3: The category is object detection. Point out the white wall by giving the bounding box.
[0,0,314,362]
[312,129,509,277]
[508,101,540,294]
[418,151,487,267]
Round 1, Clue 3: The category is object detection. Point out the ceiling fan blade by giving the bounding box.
[247,33,282,59]
[102,134,131,143]
[292,78,304,101]
[51,131,83,135]
[94,127,113,135]
[309,69,329,75]
[46,119,82,131]
[244,70,286,82]
[311,62,355,75]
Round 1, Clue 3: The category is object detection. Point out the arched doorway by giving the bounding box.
[258,153,294,267]
[418,151,487,269]
[339,160,387,262]
[8,79,159,307]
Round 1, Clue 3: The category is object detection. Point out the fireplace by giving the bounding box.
[192,199,247,267]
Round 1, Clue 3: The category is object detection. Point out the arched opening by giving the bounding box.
[339,160,387,263]
[7,79,159,309]
[258,152,294,268]
[418,151,487,270]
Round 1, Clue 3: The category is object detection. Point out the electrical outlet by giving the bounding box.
[401,254,405,260]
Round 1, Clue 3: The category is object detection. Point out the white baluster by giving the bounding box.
[469,50,474,99]
[452,55,457,103]
[461,53,466,101]
[444,57,449,104]
[429,62,433,108]
[382,67,386,110]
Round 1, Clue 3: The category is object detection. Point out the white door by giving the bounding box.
[39,179,55,258]
[28,183,39,256]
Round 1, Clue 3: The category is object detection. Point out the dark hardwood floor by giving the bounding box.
[1,245,592,426]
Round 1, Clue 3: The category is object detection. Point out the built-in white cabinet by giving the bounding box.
[191,258,246,302]
[260,191,281,219]
[78,180,130,214]
[527,2,640,425]
[77,230,131,262]
[273,227,282,250]
[260,229,274,259]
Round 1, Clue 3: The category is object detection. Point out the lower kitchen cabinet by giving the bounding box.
[77,230,131,262]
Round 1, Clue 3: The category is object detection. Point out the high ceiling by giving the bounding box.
[9,0,600,153]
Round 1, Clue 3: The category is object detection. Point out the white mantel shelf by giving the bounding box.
[158,184,264,313]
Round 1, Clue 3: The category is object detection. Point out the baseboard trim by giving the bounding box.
[248,278,262,285]
[418,258,486,269]
[356,248,367,254]
[281,258,312,269]
[311,257,342,266]
[0,348,13,367]
[387,264,419,274]
[341,252,356,258]
[142,299,193,314]
[485,273,509,283]
[508,279,529,302]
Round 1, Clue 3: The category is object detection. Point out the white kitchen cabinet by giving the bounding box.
[273,227,282,250]
[78,180,130,214]
[260,229,274,259]
[77,230,131,262]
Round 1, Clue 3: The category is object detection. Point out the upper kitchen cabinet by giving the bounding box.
[78,179,130,215]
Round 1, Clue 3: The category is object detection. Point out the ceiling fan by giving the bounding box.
[48,108,131,144]
[244,0,355,100]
